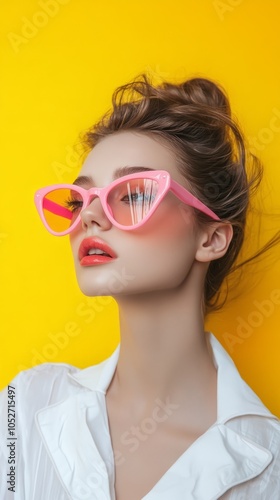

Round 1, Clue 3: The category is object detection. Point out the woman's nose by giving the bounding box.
[80,196,112,231]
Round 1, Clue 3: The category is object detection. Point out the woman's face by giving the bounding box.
[69,130,202,297]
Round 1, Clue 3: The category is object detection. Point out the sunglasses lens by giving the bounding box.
[107,178,159,226]
[42,188,83,233]
[41,178,160,234]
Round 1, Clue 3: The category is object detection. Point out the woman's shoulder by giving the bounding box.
[228,411,280,438]
[0,362,89,419]
[226,412,280,467]
[2,361,81,390]
[222,415,280,498]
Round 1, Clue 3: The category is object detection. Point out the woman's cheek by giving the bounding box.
[115,218,198,292]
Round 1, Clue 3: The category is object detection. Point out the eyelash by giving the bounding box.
[65,199,83,212]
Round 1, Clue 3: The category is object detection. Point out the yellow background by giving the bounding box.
[1,1,280,417]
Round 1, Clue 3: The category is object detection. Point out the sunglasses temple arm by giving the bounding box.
[42,198,73,220]
[170,181,220,221]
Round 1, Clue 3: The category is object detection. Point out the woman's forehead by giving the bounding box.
[78,131,185,185]
[72,166,155,187]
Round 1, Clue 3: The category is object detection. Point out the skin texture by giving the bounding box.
[69,130,233,499]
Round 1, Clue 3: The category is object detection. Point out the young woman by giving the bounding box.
[1,74,280,500]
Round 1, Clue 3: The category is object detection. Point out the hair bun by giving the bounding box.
[179,77,231,116]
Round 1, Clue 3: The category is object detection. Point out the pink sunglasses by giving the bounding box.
[34,170,220,236]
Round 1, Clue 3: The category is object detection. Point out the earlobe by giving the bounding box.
[195,223,233,263]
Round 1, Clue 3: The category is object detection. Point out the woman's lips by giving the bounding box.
[80,254,114,266]
[78,237,117,266]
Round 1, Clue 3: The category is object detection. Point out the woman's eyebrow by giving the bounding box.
[72,175,93,187]
[112,166,155,179]
[72,166,155,186]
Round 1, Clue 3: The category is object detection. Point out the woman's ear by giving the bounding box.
[195,222,233,263]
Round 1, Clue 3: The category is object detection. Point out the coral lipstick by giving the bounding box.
[78,237,117,267]
[81,254,113,266]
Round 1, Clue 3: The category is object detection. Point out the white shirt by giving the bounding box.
[0,332,280,500]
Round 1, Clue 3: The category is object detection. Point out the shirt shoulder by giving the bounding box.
[227,408,280,442]
[223,415,280,499]
[15,361,81,384]
[0,362,91,421]
[228,415,280,475]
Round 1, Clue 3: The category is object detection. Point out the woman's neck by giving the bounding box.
[107,285,217,430]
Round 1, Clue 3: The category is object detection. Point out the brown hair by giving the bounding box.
[79,73,279,314]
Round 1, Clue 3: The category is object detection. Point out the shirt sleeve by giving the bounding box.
[0,364,81,500]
